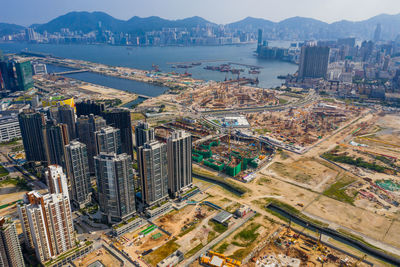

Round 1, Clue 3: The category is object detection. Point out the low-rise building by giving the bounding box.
[157,250,184,267]
[234,205,251,218]
[145,201,172,218]
[0,116,21,143]
[112,216,146,236]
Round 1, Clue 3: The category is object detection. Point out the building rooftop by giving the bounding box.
[212,210,233,224]
[87,260,105,267]
[210,255,224,267]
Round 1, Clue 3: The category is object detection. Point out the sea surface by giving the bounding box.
[0,42,297,91]
[45,64,168,97]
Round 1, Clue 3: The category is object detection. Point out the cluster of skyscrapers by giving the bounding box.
[135,122,192,207]
[14,100,193,263]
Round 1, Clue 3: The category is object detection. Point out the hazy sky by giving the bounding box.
[1,0,399,26]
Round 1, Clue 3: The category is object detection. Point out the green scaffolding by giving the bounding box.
[203,159,225,171]
[226,161,241,176]
[192,148,212,159]
[376,180,400,191]
[192,153,204,163]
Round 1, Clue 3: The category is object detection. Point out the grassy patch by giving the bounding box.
[0,139,20,146]
[254,128,270,135]
[233,222,261,245]
[0,166,9,177]
[229,248,249,261]
[185,243,204,258]
[207,231,217,243]
[132,112,145,121]
[208,220,228,234]
[277,98,288,104]
[323,177,357,204]
[322,152,391,173]
[322,98,336,103]
[144,238,179,266]
[192,166,250,195]
[225,202,241,213]
[257,176,271,186]
[215,242,229,254]
[255,198,329,228]
[0,177,31,190]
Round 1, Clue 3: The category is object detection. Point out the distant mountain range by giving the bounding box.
[2,11,400,41]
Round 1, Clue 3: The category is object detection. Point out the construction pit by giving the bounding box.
[318,113,400,218]
[193,135,273,180]
[247,228,371,267]
[176,82,301,112]
[115,203,221,266]
[246,101,363,149]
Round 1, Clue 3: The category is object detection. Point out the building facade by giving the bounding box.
[167,130,192,198]
[134,121,154,149]
[18,191,74,263]
[18,109,47,162]
[95,126,121,155]
[14,60,34,91]
[0,116,21,143]
[76,114,106,173]
[65,141,91,208]
[138,141,168,206]
[44,165,69,197]
[58,105,77,140]
[102,108,133,159]
[0,217,25,267]
[75,100,105,117]
[94,153,136,224]
[43,122,69,168]
[298,46,330,79]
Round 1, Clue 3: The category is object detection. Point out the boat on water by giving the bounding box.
[181,71,192,77]
[249,70,261,74]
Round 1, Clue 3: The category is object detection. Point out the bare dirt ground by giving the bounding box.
[78,84,137,104]
[265,158,339,192]
[73,247,121,267]
[303,195,392,241]
[194,110,400,260]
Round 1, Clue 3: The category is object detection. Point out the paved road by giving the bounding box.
[0,152,47,190]
[102,241,135,267]
[182,211,256,266]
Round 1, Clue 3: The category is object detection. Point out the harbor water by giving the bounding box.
[0,42,297,89]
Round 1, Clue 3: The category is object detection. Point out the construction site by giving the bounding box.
[193,133,273,179]
[154,117,215,142]
[248,227,371,267]
[247,101,363,149]
[176,81,293,112]
[320,113,400,218]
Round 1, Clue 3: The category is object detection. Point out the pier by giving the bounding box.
[53,69,90,75]
[166,59,227,65]
[228,62,263,69]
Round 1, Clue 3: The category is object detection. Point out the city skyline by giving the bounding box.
[1,0,399,26]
